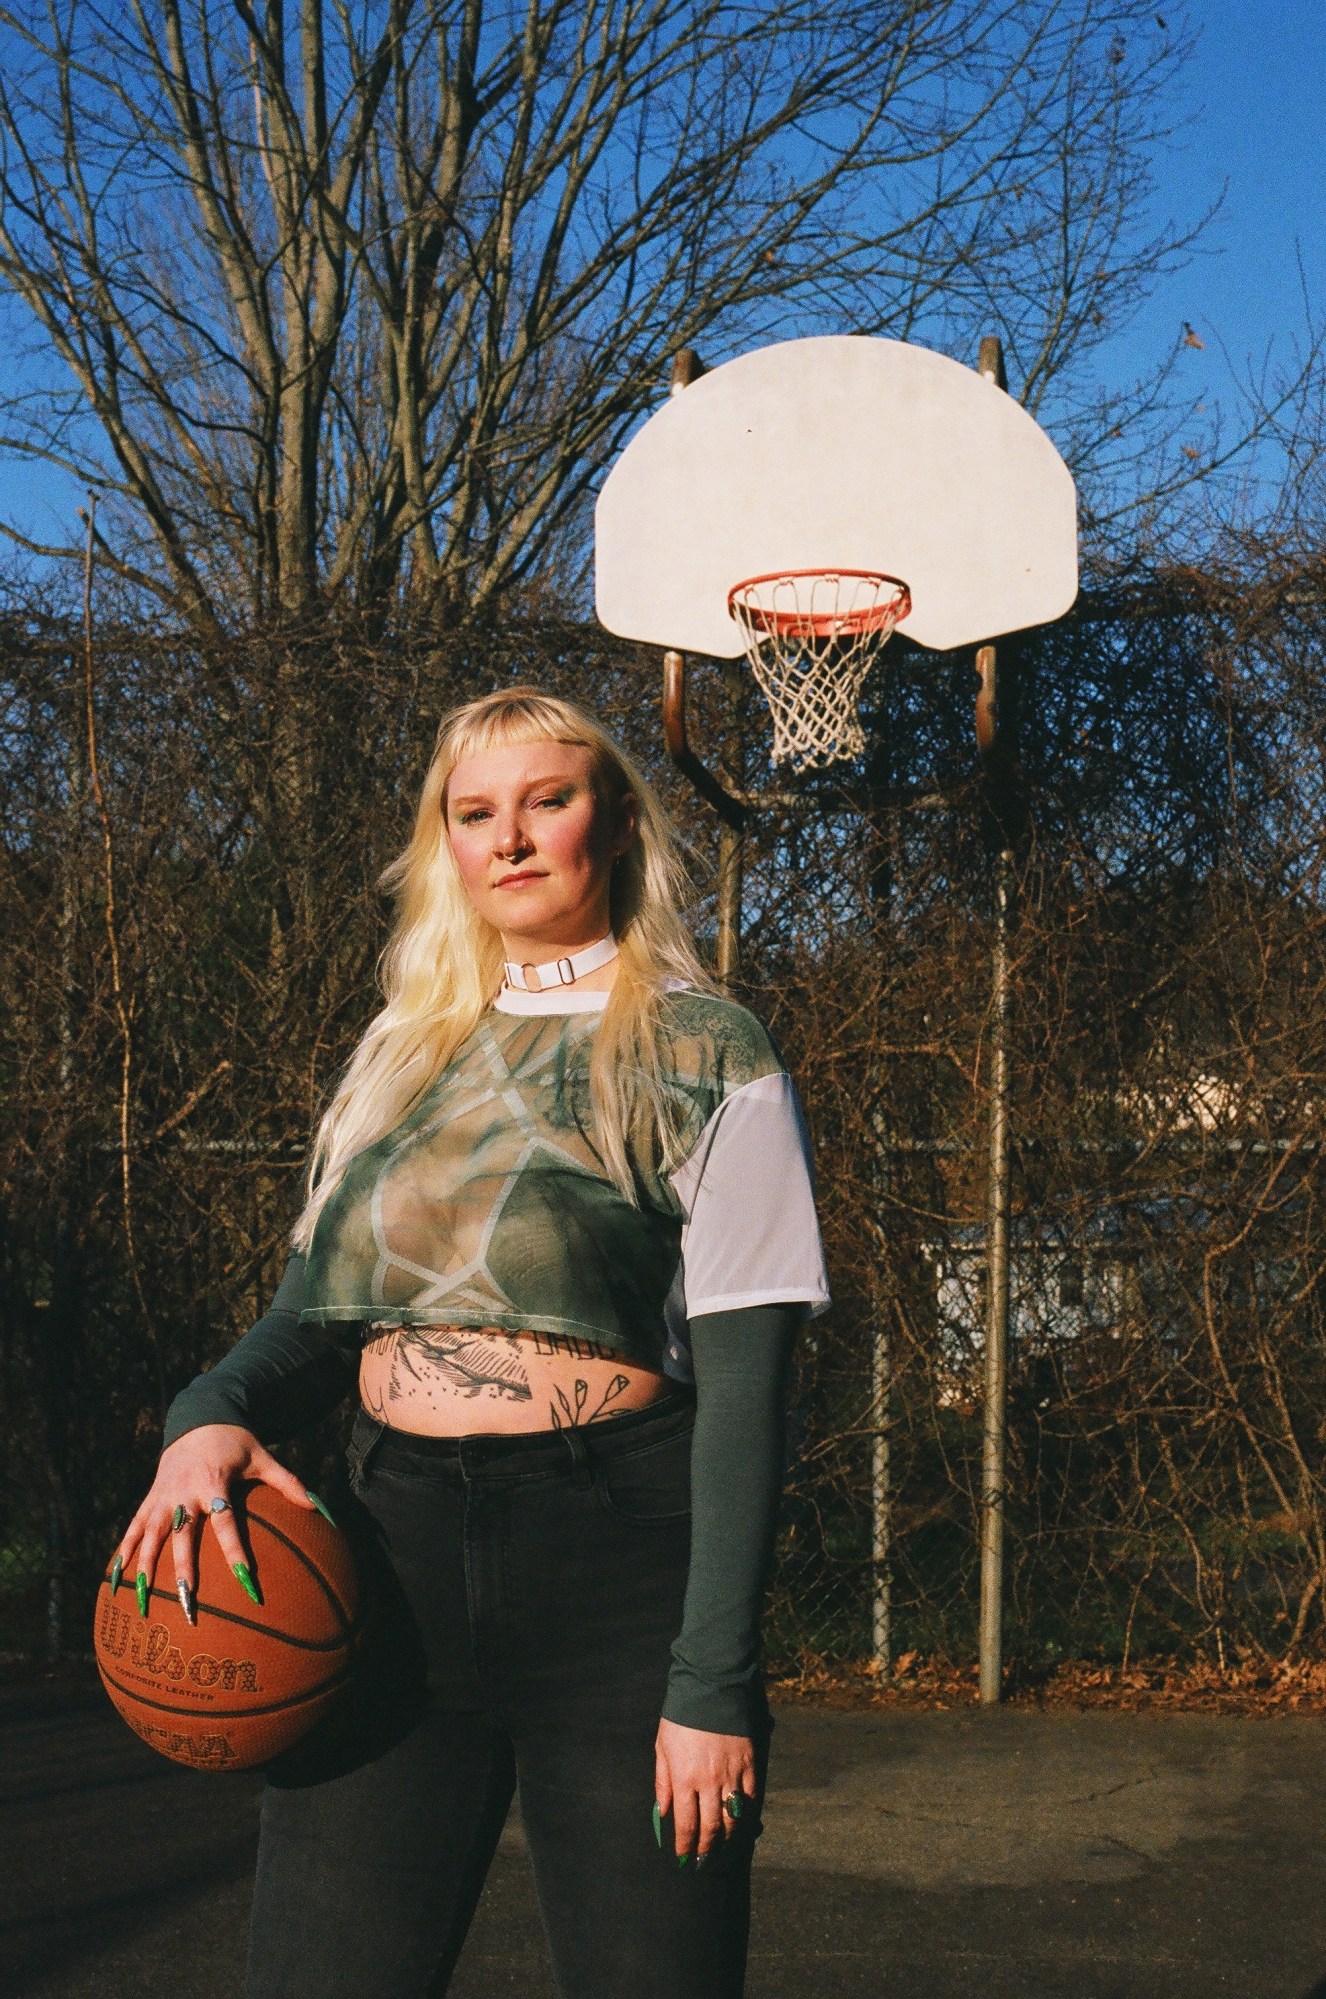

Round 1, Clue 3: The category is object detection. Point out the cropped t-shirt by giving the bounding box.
[299,985,830,1377]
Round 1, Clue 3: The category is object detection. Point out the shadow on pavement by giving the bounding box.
[6,1674,1326,1999]
[1,1679,264,1998]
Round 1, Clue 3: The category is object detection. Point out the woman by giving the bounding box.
[116,688,829,1999]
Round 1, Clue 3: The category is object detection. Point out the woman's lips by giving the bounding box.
[495,870,546,886]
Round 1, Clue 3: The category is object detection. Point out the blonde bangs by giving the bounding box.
[292,688,718,1250]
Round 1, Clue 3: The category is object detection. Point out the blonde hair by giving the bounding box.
[291,688,718,1248]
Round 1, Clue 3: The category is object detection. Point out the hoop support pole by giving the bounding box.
[978,843,1014,1707]
[662,651,749,833]
[975,332,1015,1711]
[974,644,998,758]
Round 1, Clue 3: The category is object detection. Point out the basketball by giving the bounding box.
[93,1481,362,1772]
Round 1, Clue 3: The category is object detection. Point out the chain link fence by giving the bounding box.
[3,570,1324,1685]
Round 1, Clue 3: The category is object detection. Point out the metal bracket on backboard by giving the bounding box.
[662,649,749,830]
[974,643,998,759]
[670,347,707,395]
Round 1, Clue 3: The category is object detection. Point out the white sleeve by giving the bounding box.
[666,1072,832,1323]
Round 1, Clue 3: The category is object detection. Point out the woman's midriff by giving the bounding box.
[358,1322,673,1437]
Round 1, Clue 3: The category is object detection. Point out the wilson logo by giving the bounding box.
[99,1604,260,1693]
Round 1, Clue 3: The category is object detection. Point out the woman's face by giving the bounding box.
[444,737,635,952]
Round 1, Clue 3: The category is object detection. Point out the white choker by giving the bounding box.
[502,931,618,993]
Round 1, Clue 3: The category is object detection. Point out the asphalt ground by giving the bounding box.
[5,1673,1326,1999]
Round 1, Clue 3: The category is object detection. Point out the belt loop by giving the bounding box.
[351,1412,388,1480]
[561,1425,593,1489]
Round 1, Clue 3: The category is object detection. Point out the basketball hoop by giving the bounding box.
[727,569,911,771]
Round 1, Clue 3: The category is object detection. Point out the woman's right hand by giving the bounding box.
[113,1425,314,1621]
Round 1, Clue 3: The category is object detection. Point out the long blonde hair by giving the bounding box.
[291,688,718,1248]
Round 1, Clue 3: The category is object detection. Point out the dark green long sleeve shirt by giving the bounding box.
[163,1256,802,1736]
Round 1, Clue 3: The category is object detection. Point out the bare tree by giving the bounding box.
[0,0,1200,630]
[5,555,1326,1672]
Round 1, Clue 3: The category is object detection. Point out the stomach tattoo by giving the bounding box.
[358,1323,670,1438]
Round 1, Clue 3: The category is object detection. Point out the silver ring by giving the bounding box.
[209,1496,230,1515]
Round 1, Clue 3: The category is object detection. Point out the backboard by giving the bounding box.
[595,335,1078,659]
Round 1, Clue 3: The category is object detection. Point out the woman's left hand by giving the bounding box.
[653,1716,756,1862]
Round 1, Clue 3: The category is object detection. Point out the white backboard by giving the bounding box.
[595,335,1078,657]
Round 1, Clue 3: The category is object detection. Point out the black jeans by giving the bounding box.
[246,1391,774,1999]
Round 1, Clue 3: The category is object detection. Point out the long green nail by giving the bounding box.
[652,1801,662,1848]
[109,1556,123,1595]
[233,1561,261,1606]
[136,1572,149,1618]
[677,1852,689,1868]
[306,1490,337,1529]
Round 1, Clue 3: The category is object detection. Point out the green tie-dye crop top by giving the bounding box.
[299,986,829,1382]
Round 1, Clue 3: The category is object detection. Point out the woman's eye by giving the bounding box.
[458,808,491,825]
[533,792,570,810]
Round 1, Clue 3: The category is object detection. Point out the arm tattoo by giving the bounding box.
[550,1373,632,1428]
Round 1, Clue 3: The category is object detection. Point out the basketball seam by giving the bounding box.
[244,1500,357,1635]
[124,1583,356,1652]
[97,1658,356,1723]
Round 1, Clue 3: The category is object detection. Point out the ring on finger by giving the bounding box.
[722,1791,743,1820]
[171,1505,192,1532]
[209,1497,230,1515]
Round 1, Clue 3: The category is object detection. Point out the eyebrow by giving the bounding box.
[448,774,581,808]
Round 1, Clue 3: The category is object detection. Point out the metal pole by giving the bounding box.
[974,331,1015,1707]
[871,1302,892,1677]
[46,1497,64,1666]
[45,618,86,1670]
[661,351,750,983]
[661,648,748,982]
[715,818,742,983]
[979,829,1014,1703]
[714,661,747,982]
[867,1067,893,1679]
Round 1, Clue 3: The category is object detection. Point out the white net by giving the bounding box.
[727,569,911,772]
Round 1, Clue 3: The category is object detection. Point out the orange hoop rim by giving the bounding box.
[727,568,911,640]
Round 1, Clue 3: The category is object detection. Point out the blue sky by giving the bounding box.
[1096,0,1323,395]
[0,0,1320,561]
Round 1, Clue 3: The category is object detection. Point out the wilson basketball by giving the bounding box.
[94,1481,361,1771]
